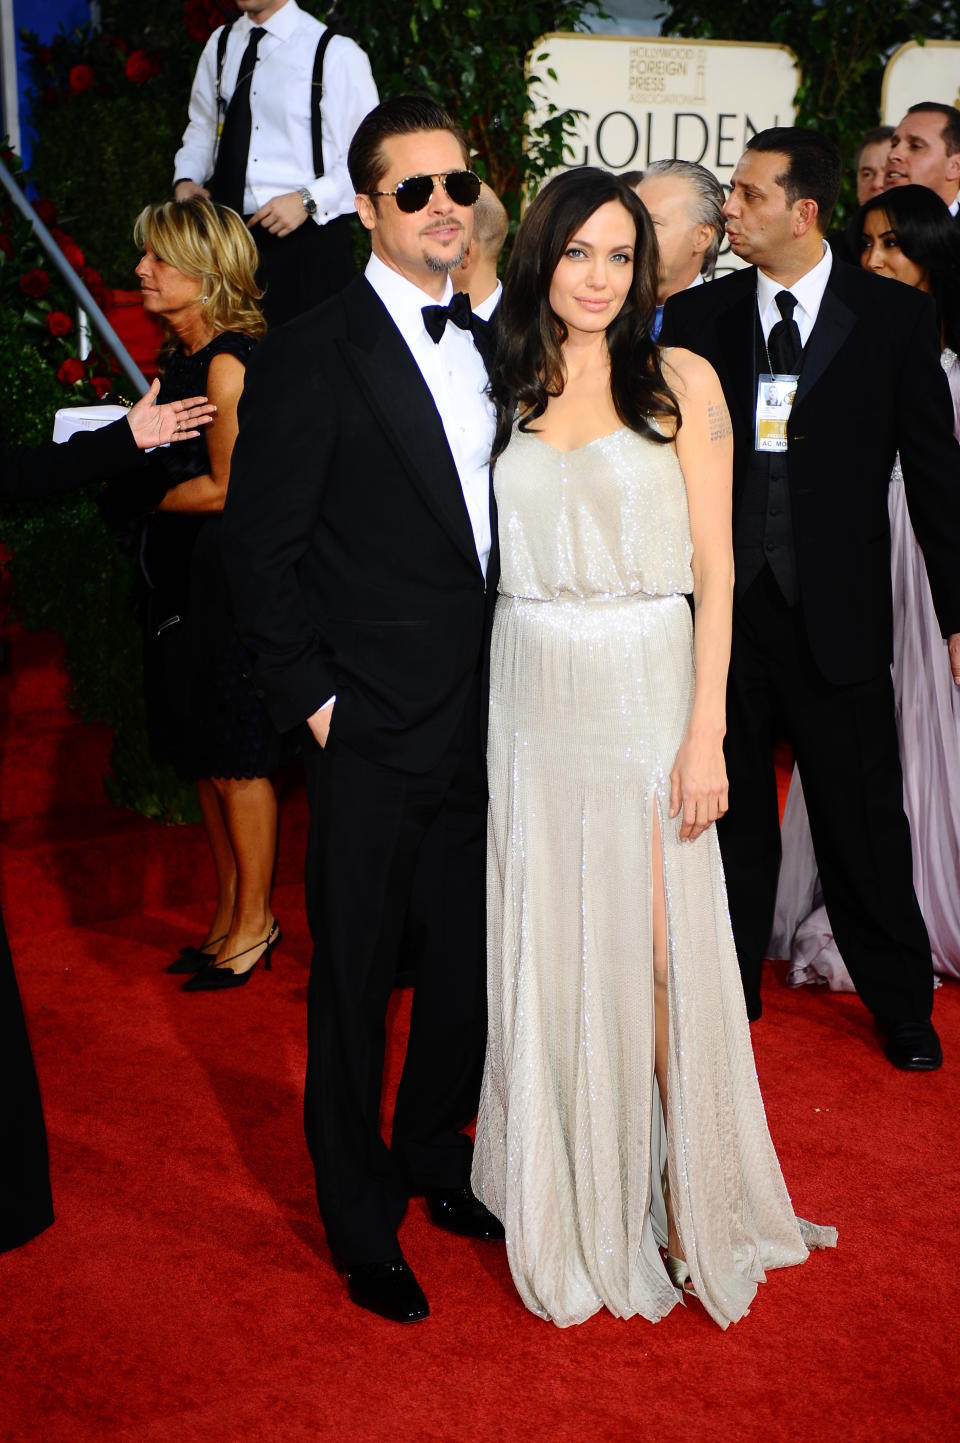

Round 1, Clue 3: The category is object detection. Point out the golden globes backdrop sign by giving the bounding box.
[527,34,799,271]
[881,41,960,123]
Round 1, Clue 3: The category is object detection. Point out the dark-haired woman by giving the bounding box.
[471,168,835,1328]
[774,186,960,985]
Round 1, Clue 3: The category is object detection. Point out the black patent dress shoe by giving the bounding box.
[344,1259,429,1323]
[425,1187,505,1241]
[883,1019,943,1071]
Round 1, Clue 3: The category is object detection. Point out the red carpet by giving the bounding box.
[1,621,958,1442]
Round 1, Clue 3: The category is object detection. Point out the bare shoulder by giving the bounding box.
[206,350,247,402]
[660,346,722,401]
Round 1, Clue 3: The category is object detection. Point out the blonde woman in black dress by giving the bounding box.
[133,198,281,988]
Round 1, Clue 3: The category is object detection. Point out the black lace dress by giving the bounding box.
[141,331,286,781]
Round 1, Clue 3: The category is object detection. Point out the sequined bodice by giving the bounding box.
[495,424,693,601]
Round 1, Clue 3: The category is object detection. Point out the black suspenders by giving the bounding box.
[212,20,337,179]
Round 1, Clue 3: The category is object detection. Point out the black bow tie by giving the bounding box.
[421,290,476,343]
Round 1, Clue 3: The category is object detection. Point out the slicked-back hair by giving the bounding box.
[642,158,726,277]
[906,101,960,157]
[859,185,960,354]
[746,127,842,233]
[489,167,681,463]
[347,94,470,197]
[855,125,894,170]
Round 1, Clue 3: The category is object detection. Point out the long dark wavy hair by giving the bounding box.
[489,167,681,462]
[857,185,960,354]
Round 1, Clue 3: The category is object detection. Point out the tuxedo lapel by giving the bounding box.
[794,280,856,409]
[715,274,759,442]
[339,280,484,575]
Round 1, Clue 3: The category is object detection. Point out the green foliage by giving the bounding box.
[660,0,960,225]
[22,3,231,287]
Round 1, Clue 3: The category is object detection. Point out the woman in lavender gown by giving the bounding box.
[773,186,960,987]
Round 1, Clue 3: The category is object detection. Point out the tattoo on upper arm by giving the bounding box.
[708,401,732,442]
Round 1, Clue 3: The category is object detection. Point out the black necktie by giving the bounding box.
[421,290,477,343]
[209,27,266,215]
[768,290,802,373]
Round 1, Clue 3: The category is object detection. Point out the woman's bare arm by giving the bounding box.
[157,351,246,514]
[663,346,735,841]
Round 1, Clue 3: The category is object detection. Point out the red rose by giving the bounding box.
[184,1,236,45]
[80,266,108,306]
[33,198,58,226]
[0,234,11,260]
[51,229,85,269]
[36,46,54,66]
[19,268,51,299]
[89,375,112,399]
[45,311,74,337]
[57,357,86,386]
[125,50,153,84]
[69,64,94,96]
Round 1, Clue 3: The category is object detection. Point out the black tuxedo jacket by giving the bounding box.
[0,417,142,503]
[660,258,960,686]
[222,275,498,773]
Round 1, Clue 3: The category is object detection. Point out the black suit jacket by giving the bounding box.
[660,258,960,685]
[222,275,498,773]
[0,417,142,503]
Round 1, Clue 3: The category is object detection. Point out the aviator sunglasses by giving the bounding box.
[368,169,482,214]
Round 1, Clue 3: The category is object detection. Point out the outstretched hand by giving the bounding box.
[669,730,729,842]
[125,377,217,449]
[949,632,960,687]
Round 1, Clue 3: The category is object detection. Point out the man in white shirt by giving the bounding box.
[173,0,378,323]
[661,126,960,1071]
[885,102,960,217]
[222,96,503,1325]
[633,159,725,338]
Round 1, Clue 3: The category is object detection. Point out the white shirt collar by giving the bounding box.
[473,279,502,322]
[756,242,833,345]
[238,0,301,40]
[950,196,959,218]
[365,252,454,338]
[688,273,704,290]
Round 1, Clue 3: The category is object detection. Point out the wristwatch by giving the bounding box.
[299,188,318,216]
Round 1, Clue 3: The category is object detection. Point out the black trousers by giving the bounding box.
[719,566,934,1025]
[249,213,355,328]
[0,905,54,1253]
[302,678,488,1265]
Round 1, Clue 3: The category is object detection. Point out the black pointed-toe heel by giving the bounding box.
[182,920,280,992]
[166,934,227,975]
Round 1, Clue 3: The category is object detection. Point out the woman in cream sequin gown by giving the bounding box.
[471,169,835,1330]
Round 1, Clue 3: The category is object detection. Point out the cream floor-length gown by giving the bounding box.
[472,422,836,1329]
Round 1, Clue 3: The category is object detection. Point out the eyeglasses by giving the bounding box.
[368,169,482,214]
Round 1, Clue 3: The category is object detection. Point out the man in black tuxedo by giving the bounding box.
[222,96,502,1322]
[661,127,960,1070]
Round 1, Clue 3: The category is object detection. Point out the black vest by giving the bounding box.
[733,312,800,605]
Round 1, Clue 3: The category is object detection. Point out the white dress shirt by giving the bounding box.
[756,242,833,350]
[473,280,502,322]
[949,197,959,218]
[173,0,378,224]
[365,252,495,578]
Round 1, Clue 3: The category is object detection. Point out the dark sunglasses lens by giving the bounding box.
[445,170,481,206]
[395,176,435,213]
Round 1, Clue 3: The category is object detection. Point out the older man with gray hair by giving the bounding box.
[633,159,725,338]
